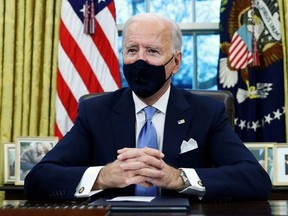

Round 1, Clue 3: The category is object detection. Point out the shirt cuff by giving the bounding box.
[178,168,206,198]
[74,166,104,198]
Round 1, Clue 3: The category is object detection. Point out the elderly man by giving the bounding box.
[25,13,271,201]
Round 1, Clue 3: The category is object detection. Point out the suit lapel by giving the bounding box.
[109,87,195,168]
[163,86,193,167]
[111,89,136,150]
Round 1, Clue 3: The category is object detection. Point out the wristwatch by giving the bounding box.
[179,169,191,189]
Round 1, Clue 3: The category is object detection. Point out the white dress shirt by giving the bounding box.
[74,86,205,198]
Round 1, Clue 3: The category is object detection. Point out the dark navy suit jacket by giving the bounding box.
[24,86,271,201]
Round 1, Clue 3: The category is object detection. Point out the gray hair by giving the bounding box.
[35,142,52,151]
[122,13,182,54]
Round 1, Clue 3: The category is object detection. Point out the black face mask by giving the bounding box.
[123,56,174,98]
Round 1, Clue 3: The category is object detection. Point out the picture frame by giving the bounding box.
[3,143,16,184]
[15,136,58,186]
[267,144,275,183]
[273,144,288,186]
[244,142,276,174]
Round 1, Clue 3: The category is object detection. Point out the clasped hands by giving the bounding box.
[93,147,184,191]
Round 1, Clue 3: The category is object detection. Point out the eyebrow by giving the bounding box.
[146,44,160,50]
[124,42,163,53]
[125,44,138,49]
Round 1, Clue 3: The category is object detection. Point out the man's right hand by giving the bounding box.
[92,147,165,190]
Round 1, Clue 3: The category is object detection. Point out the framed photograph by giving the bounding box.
[267,145,274,183]
[273,144,288,186]
[3,143,16,184]
[244,142,276,173]
[15,136,58,185]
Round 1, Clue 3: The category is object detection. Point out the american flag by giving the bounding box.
[55,0,121,139]
[228,24,253,69]
[219,0,285,142]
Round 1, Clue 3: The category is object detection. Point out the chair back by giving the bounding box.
[187,90,234,129]
[79,89,235,129]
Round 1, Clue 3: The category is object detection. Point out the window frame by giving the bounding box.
[116,0,220,90]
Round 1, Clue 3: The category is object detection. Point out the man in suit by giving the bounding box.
[25,13,271,201]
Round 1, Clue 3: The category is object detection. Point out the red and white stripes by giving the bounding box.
[55,0,121,139]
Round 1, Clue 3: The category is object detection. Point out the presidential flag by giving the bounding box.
[218,0,286,142]
[55,0,121,139]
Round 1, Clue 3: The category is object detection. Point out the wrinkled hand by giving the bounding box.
[143,160,183,191]
[93,159,135,189]
[94,147,183,191]
[117,147,165,188]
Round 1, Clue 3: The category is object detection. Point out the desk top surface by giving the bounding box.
[1,199,287,216]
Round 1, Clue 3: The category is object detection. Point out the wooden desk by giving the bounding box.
[0,200,110,216]
[1,185,288,200]
[1,200,287,215]
[0,186,26,200]
[269,186,288,200]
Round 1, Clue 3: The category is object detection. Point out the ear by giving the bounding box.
[172,51,182,75]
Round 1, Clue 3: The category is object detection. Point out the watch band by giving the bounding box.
[179,169,191,189]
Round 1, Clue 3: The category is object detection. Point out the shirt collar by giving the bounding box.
[133,86,171,114]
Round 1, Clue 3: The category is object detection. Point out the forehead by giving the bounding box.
[124,19,171,47]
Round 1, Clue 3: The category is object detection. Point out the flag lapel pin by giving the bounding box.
[177,119,185,124]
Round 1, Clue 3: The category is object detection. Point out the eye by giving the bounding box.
[147,49,160,56]
[148,49,158,54]
[127,48,137,53]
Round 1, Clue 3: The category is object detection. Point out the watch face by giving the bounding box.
[180,170,187,179]
[180,170,190,188]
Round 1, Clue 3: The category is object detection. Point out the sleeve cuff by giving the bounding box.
[74,166,104,198]
[178,168,206,198]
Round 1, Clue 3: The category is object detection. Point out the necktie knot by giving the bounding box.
[144,106,156,121]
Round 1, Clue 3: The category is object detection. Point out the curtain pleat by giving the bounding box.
[279,0,288,141]
[0,0,61,201]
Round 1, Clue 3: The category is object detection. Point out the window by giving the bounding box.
[115,0,221,89]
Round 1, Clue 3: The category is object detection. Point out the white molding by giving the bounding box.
[117,23,219,32]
